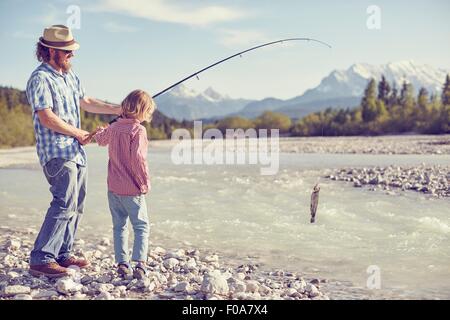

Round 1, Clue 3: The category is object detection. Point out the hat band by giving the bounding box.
[40,37,75,48]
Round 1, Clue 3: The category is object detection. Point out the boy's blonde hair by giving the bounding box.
[121,89,156,122]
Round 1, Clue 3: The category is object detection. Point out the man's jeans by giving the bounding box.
[107,191,149,264]
[30,158,87,265]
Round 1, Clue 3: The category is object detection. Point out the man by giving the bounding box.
[26,25,121,278]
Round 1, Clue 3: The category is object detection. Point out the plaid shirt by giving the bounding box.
[26,63,87,167]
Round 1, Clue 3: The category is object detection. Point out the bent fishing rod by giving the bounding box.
[109,37,332,124]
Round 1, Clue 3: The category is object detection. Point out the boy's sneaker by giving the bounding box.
[133,262,147,280]
[117,262,132,278]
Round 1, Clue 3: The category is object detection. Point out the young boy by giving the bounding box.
[94,89,155,279]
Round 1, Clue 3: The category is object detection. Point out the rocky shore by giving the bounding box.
[0,227,330,300]
[278,135,450,155]
[326,164,450,198]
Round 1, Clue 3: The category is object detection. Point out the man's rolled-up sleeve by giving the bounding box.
[26,75,53,112]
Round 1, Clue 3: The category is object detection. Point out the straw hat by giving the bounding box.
[39,25,80,51]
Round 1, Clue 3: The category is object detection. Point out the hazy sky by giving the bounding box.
[1,0,449,102]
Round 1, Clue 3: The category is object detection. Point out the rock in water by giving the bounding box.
[310,183,320,223]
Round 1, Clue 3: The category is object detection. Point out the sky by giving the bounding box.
[0,0,449,102]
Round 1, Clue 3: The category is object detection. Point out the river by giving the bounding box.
[0,144,449,299]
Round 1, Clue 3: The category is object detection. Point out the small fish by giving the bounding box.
[310,183,320,223]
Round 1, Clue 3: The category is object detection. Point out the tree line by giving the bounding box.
[0,86,186,148]
[0,75,449,148]
[209,75,450,136]
[292,75,450,136]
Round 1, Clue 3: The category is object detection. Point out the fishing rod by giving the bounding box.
[109,37,332,124]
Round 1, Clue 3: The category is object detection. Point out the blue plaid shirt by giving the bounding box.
[26,63,87,167]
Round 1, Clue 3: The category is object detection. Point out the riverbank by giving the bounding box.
[0,226,332,300]
[278,135,450,155]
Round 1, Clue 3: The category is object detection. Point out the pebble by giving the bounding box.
[95,291,113,300]
[99,238,111,246]
[13,294,33,300]
[7,271,20,278]
[56,278,83,295]
[203,254,219,263]
[245,280,259,293]
[163,258,179,269]
[201,270,229,296]
[305,284,320,298]
[6,239,21,251]
[34,290,59,299]
[174,281,191,293]
[2,285,31,296]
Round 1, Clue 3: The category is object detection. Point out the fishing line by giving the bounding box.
[109,37,332,124]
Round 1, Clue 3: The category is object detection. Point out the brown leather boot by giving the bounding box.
[58,256,90,269]
[29,262,70,278]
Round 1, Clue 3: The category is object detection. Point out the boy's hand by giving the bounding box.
[92,124,109,136]
[84,124,110,145]
[82,125,107,144]
[140,185,148,194]
[95,124,109,132]
[82,131,96,145]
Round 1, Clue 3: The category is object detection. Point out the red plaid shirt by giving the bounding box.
[95,118,150,196]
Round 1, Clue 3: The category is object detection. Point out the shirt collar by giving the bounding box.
[117,117,141,124]
[42,63,66,78]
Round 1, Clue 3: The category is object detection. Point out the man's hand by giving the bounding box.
[82,124,109,145]
[75,129,91,145]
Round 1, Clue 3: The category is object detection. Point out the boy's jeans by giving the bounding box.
[30,158,87,265]
[107,191,149,264]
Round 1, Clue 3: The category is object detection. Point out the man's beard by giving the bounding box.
[55,52,71,73]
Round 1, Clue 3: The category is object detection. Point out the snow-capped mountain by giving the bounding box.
[239,60,449,118]
[155,61,448,120]
[297,60,448,103]
[155,84,252,121]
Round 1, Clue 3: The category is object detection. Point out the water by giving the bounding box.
[0,145,449,299]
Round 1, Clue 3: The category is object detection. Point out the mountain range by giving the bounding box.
[154,60,449,121]
[155,85,252,121]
